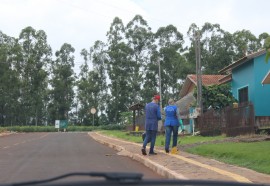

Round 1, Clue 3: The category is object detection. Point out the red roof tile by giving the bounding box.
[179,74,227,98]
[188,74,226,86]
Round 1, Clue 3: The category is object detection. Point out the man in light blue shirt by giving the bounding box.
[164,98,181,153]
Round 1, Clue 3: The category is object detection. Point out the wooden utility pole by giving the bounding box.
[158,58,162,110]
[194,31,203,112]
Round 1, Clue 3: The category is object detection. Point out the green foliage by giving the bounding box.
[97,124,127,131]
[264,36,270,63]
[48,43,75,123]
[0,124,127,132]
[4,126,57,132]
[194,84,237,110]
[119,112,133,125]
[233,29,261,59]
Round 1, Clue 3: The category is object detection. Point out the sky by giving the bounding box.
[0,0,269,73]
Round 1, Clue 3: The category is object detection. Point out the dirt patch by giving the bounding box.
[0,132,15,137]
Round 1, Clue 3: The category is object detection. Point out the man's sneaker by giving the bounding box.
[141,148,147,155]
[149,152,157,155]
[165,149,169,153]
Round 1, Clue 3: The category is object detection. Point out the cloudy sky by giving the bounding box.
[1,0,269,73]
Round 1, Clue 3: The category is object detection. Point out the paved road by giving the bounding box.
[0,132,163,183]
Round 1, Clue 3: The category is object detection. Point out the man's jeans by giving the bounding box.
[142,130,157,153]
[165,125,179,151]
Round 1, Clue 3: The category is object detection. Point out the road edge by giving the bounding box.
[88,132,187,180]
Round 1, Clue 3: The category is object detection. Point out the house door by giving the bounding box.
[238,87,248,103]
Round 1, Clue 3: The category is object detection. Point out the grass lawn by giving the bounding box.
[100,130,224,146]
[187,141,270,174]
[100,130,270,175]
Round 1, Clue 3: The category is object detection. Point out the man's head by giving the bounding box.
[153,95,160,103]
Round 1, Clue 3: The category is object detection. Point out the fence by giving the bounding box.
[197,102,255,137]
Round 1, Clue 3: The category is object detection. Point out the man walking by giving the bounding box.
[141,95,161,155]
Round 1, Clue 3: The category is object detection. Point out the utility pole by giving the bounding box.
[158,58,162,110]
[194,31,203,112]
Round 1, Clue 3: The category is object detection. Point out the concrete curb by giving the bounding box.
[88,132,187,180]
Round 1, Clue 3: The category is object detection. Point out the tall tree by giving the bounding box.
[154,25,185,102]
[89,41,108,117]
[18,26,52,126]
[0,32,21,126]
[125,15,154,102]
[48,43,75,123]
[233,29,261,59]
[77,41,108,125]
[200,23,235,74]
[106,17,132,123]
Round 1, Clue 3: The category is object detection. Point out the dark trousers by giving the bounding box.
[165,125,179,151]
[142,130,157,153]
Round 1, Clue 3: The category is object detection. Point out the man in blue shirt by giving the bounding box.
[141,95,161,155]
[164,98,181,153]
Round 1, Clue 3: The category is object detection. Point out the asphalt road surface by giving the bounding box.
[0,132,163,184]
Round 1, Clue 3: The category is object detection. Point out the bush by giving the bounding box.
[5,126,58,132]
[1,124,126,133]
[0,127,7,133]
[97,124,127,130]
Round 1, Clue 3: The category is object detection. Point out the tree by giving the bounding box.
[0,32,21,126]
[199,23,235,74]
[18,26,52,126]
[232,30,261,59]
[194,84,237,111]
[90,41,108,116]
[106,17,133,123]
[264,36,270,62]
[77,41,108,125]
[48,43,75,123]
[125,15,154,102]
[153,25,186,102]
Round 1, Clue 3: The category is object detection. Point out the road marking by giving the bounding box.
[92,132,252,183]
[40,133,49,139]
[0,133,50,150]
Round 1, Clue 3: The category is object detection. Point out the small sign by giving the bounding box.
[55,120,60,129]
[90,107,96,114]
[60,120,68,128]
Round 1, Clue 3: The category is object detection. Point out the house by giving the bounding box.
[176,74,226,134]
[176,74,226,114]
[219,49,270,128]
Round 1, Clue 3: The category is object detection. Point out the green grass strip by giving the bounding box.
[187,141,270,174]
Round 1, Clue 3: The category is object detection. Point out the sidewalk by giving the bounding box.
[89,132,270,184]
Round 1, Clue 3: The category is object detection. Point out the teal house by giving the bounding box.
[219,50,270,128]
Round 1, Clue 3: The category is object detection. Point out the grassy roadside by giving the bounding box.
[100,130,270,175]
[187,141,270,174]
[100,130,225,146]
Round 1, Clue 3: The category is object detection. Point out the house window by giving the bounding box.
[238,87,248,103]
